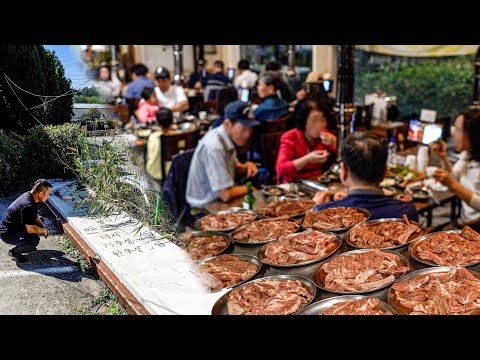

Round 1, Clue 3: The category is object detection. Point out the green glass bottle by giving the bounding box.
[242,181,256,210]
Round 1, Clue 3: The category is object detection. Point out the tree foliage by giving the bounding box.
[0,45,73,133]
[355,51,475,119]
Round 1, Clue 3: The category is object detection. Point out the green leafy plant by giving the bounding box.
[73,108,116,130]
[355,51,475,119]
[0,45,73,133]
[73,86,106,104]
[0,123,84,191]
[67,133,178,245]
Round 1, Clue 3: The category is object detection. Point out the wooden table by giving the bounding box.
[395,146,459,229]
[203,182,319,214]
[203,179,458,229]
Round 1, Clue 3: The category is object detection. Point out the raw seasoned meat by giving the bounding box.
[232,218,299,243]
[193,255,259,291]
[321,249,409,292]
[392,267,480,315]
[349,215,421,248]
[227,279,313,315]
[320,298,393,315]
[257,199,315,218]
[199,213,256,231]
[303,207,367,230]
[187,235,228,260]
[414,226,480,266]
[263,231,338,265]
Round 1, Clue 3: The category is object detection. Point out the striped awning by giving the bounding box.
[357,45,479,57]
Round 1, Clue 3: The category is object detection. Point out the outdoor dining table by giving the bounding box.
[194,183,470,310]
[203,179,458,229]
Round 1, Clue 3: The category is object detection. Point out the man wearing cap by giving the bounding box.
[186,101,260,209]
[295,71,335,108]
[154,66,189,115]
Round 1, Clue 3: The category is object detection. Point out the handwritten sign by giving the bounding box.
[47,179,214,314]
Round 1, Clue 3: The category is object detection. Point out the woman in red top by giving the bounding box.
[276,100,337,183]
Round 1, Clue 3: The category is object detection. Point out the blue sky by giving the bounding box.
[43,45,92,89]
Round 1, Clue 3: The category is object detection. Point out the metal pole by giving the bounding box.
[287,45,296,77]
[173,45,184,85]
[335,45,356,154]
[473,45,480,107]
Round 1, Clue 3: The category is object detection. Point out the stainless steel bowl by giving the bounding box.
[231,217,301,245]
[262,185,286,197]
[279,194,302,201]
[193,208,258,232]
[302,207,371,233]
[297,295,394,315]
[184,231,232,261]
[345,218,423,251]
[211,274,317,315]
[193,254,263,293]
[387,266,480,315]
[381,186,396,197]
[405,186,430,201]
[257,230,341,268]
[408,230,480,268]
[312,248,410,295]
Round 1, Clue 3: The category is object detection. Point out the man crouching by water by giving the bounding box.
[0,179,51,263]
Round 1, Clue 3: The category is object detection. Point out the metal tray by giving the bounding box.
[300,179,329,192]
[257,229,341,268]
[302,207,371,233]
[312,248,410,294]
[262,185,286,197]
[231,217,301,245]
[408,230,480,268]
[185,231,232,261]
[345,218,423,251]
[387,266,480,315]
[258,200,315,219]
[211,274,317,315]
[193,254,263,293]
[297,295,394,315]
[194,207,258,232]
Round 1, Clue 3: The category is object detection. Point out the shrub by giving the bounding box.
[73,95,106,104]
[355,51,475,119]
[73,108,116,130]
[73,87,106,104]
[0,124,84,191]
[0,131,27,191]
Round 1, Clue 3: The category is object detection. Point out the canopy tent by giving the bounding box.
[357,45,479,57]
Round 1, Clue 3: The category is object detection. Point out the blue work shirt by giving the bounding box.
[201,71,229,88]
[126,76,155,99]
[313,188,419,222]
[254,95,289,121]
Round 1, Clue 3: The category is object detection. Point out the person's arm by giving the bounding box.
[429,142,453,173]
[275,135,298,179]
[35,214,45,229]
[205,148,238,203]
[235,161,258,178]
[136,104,149,124]
[170,100,189,113]
[218,185,248,203]
[25,224,48,237]
[433,169,479,207]
[450,181,477,207]
[125,83,135,99]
